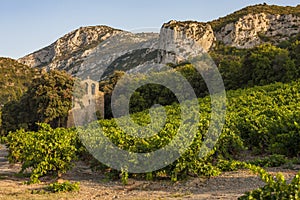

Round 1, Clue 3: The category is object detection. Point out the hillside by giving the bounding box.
[17,4,300,81]
[0,57,38,106]
[18,26,123,70]
[17,26,159,81]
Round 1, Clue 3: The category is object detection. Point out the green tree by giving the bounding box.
[0,57,38,106]
[99,70,125,118]
[243,44,297,86]
[290,40,300,70]
[2,70,75,134]
[218,58,244,90]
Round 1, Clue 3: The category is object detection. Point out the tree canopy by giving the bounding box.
[1,70,75,135]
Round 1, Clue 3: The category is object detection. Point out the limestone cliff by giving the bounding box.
[215,13,300,48]
[17,25,161,80]
[18,26,123,73]
[157,20,215,64]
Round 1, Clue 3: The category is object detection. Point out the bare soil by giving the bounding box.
[0,144,298,200]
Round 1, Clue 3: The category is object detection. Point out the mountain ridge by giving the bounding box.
[17,4,300,80]
[18,25,123,72]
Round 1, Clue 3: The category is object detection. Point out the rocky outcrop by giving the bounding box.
[18,26,123,73]
[75,32,159,80]
[162,20,215,52]
[17,25,162,80]
[158,20,215,64]
[215,13,300,48]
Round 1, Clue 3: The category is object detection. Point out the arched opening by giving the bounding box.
[85,82,89,94]
[91,83,96,95]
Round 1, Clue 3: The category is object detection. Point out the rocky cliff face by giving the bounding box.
[18,26,123,73]
[158,20,215,64]
[215,13,300,48]
[18,26,160,80]
[75,32,159,80]
[157,12,300,61]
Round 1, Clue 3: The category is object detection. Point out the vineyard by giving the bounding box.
[1,4,300,198]
[2,79,300,198]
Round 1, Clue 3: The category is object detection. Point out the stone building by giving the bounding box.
[67,77,104,127]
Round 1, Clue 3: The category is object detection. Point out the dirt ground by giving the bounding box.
[0,144,298,200]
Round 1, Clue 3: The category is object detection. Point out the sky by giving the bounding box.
[1,0,299,59]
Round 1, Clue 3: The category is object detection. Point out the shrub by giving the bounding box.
[46,181,80,193]
[6,123,78,183]
[239,164,300,199]
[247,154,288,167]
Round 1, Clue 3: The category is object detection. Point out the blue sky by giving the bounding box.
[1,0,299,59]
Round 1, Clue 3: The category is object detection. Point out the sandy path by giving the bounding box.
[0,144,21,175]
